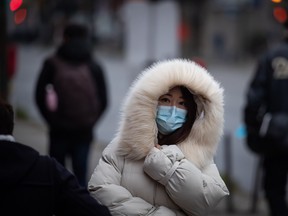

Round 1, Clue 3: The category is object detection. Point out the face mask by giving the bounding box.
[156,106,187,135]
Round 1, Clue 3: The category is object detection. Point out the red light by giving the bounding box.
[178,22,190,43]
[14,8,27,25]
[10,0,23,12]
[273,7,287,23]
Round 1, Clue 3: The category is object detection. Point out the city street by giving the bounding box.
[11,44,269,215]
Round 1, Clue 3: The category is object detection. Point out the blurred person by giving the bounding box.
[4,41,17,99]
[35,23,108,187]
[0,98,112,216]
[243,23,288,216]
[7,42,17,81]
[88,59,229,215]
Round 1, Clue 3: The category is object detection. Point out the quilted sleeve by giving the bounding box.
[88,145,181,216]
[143,145,229,216]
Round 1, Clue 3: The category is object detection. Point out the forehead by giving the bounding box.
[159,86,183,100]
[166,86,182,96]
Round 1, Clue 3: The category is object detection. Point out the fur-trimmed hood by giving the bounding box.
[116,59,224,169]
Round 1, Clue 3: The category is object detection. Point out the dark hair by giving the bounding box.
[63,23,89,40]
[158,86,197,145]
[0,98,14,135]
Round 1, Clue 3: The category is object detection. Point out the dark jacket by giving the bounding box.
[244,40,288,155]
[0,140,111,216]
[35,40,108,139]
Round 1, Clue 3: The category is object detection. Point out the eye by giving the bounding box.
[179,101,186,106]
[158,96,171,105]
[178,101,187,109]
[161,98,170,102]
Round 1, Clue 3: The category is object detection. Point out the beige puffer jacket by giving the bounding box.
[88,59,229,216]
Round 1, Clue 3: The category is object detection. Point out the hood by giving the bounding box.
[0,141,39,186]
[116,59,224,169]
[56,39,92,64]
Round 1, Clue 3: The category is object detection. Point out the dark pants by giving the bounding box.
[263,155,288,216]
[49,130,92,187]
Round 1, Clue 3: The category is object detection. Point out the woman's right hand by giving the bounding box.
[155,144,161,149]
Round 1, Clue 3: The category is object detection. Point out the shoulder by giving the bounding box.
[13,141,40,154]
[32,155,57,173]
[38,156,78,185]
[89,61,104,74]
[97,141,126,172]
[104,142,124,162]
[40,56,57,73]
[264,43,288,60]
[43,55,57,65]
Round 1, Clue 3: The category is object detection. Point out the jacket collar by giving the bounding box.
[0,135,15,142]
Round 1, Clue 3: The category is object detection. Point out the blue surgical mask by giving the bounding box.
[156,106,187,135]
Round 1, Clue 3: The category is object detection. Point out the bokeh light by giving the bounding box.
[273,6,287,23]
[10,0,23,12]
[14,8,27,25]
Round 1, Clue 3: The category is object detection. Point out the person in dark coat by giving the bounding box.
[244,26,288,216]
[34,23,108,187]
[0,98,111,216]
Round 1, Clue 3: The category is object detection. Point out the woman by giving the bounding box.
[88,59,229,216]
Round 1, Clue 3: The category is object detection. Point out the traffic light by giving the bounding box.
[9,0,27,25]
[14,8,27,25]
[9,0,23,12]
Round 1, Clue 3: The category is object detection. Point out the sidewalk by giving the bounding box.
[13,119,269,216]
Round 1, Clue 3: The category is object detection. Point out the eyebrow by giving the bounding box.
[161,93,184,99]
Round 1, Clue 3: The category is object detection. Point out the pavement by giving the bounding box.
[13,118,270,216]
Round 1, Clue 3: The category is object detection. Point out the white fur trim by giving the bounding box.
[116,59,224,169]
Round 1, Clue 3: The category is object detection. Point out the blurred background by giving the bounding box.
[1,0,288,215]
[2,0,284,63]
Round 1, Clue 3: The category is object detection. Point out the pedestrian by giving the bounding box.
[88,59,229,215]
[243,24,288,216]
[35,23,108,187]
[0,98,112,216]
